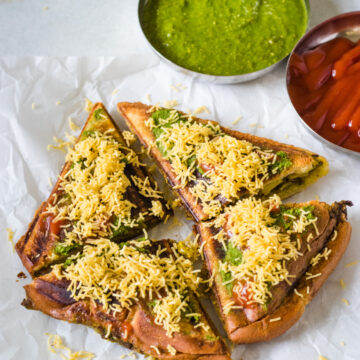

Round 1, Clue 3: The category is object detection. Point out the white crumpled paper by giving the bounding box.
[0,56,359,360]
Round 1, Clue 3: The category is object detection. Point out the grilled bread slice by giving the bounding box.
[22,239,230,360]
[16,103,171,276]
[197,198,352,343]
[117,102,328,222]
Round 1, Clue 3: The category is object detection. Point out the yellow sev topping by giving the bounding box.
[211,196,317,306]
[45,130,142,240]
[54,238,207,337]
[146,109,276,218]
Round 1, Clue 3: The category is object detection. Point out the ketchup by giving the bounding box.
[120,321,133,341]
[287,37,360,152]
[232,281,257,310]
[39,213,64,237]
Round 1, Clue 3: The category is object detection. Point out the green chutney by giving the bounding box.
[142,0,308,76]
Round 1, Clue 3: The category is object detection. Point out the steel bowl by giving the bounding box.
[286,11,360,157]
[138,0,310,85]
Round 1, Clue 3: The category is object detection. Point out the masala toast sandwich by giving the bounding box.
[117,102,328,222]
[196,196,352,343]
[22,237,230,360]
[16,103,171,276]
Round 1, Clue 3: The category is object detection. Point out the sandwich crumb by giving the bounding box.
[122,130,136,147]
[284,133,289,139]
[339,279,346,289]
[193,105,210,115]
[305,272,322,280]
[232,116,242,125]
[345,260,358,268]
[163,99,179,108]
[31,103,36,110]
[249,122,257,128]
[68,117,79,131]
[330,230,338,242]
[65,132,76,144]
[42,6,48,11]
[176,83,187,90]
[112,88,119,96]
[257,124,264,129]
[269,317,281,323]
[150,345,160,355]
[55,100,61,106]
[318,356,328,360]
[145,93,151,104]
[169,85,179,92]
[171,198,181,209]
[6,228,15,251]
[340,341,345,347]
[46,333,94,359]
[342,298,350,306]
[84,98,93,112]
[167,345,177,355]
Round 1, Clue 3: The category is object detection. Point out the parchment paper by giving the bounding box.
[0,55,359,360]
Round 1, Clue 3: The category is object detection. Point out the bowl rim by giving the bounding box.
[285,10,360,157]
[137,0,310,84]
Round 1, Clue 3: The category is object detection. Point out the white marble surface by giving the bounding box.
[0,0,358,55]
[0,1,360,360]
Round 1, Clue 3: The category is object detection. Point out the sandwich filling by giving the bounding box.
[146,108,292,218]
[53,237,210,338]
[207,196,318,312]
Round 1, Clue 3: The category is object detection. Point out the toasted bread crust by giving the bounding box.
[117,102,328,222]
[197,202,351,343]
[16,103,170,276]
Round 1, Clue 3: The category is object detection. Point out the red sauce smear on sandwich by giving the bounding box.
[233,280,257,310]
[120,321,133,341]
[287,37,360,152]
[39,213,65,237]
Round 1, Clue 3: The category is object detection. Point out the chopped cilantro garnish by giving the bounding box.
[54,243,81,257]
[63,257,76,267]
[151,109,172,124]
[81,130,96,140]
[220,270,233,294]
[93,108,106,121]
[269,151,292,174]
[224,242,243,266]
[205,335,219,341]
[272,205,315,230]
[186,154,197,167]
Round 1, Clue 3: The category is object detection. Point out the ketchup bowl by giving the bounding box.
[286,11,360,156]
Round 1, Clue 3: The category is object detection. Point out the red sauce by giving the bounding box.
[232,280,257,310]
[120,321,133,341]
[39,213,64,237]
[287,37,360,152]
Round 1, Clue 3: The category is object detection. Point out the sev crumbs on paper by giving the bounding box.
[84,98,93,112]
[46,333,95,360]
[6,228,15,251]
[68,118,79,131]
[193,105,210,115]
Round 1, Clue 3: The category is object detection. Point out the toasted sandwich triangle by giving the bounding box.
[118,102,328,222]
[196,199,351,343]
[16,103,171,276]
[22,239,230,360]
